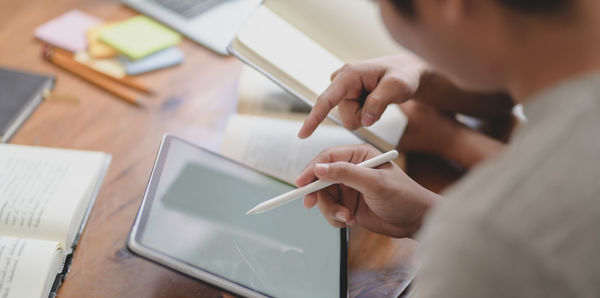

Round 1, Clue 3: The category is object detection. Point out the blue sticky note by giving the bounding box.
[118,47,184,75]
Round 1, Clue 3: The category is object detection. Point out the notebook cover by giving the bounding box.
[0,67,55,142]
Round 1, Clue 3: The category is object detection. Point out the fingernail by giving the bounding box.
[297,126,306,138]
[335,211,347,222]
[303,198,311,209]
[314,163,329,175]
[362,113,375,126]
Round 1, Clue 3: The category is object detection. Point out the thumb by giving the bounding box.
[361,76,414,126]
[314,162,378,194]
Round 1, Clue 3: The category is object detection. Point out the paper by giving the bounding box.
[220,114,363,184]
[100,15,181,60]
[0,144,107,250]
[118,46,184,75]
[0,237,62,298]
[237,6,344,98]
[237,66,311,115]
[87,23,119,58]
[34,10,102,52]
[74,51,126,79]
[266,0,404,62]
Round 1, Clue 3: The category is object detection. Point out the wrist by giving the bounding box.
[408,186,440,237]
[393,180,440,238]
[443,124,505,168]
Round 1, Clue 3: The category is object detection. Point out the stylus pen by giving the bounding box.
[246,150,399,215]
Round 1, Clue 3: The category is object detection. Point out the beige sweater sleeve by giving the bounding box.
[411,218,573,298]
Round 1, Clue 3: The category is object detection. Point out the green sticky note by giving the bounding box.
[99,15,181,60]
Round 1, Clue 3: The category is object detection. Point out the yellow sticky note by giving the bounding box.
[99,15,181,60]
[87,23,119,58]
[74,51,126,79]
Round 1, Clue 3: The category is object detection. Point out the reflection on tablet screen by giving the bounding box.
[137,138,341,297]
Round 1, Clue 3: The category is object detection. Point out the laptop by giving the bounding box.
[121,0,263,55]
[128,135,347,297]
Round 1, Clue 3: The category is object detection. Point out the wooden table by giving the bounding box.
[0,1,460,297]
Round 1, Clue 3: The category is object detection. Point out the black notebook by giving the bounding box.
[0,67,55,143]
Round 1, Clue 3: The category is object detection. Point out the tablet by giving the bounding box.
[128,135,347,297]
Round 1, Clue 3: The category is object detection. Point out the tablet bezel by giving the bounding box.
[128,134,348,298]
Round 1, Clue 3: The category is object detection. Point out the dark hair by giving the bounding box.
[391,0,570,16]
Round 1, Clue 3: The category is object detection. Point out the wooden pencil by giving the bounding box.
[118,75,153,94]
[43,46,141,106]
[69,48,153,94]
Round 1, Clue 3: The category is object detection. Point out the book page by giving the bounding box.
[236,6,344,98]
[0,236,63,298]
[219,114,363,184]
[265,0,405,62]
[0,144,107,250]
[237,66,311,115]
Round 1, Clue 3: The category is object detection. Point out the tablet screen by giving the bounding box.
[132,136,343,297]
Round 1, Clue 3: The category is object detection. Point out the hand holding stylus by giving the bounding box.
[294,144,441,238]
[247,150,399,215]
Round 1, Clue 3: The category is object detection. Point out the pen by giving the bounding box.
[246,150,399,215]
[42,45,142,106]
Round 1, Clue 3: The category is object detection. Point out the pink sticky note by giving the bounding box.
[34,10,103,52]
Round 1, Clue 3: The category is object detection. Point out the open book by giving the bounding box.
[229,0,408,152]
[220,113,364,184]
[0,144,110,298]
[220,67,404,185]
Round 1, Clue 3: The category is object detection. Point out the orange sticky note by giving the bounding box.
[87,23,118,58]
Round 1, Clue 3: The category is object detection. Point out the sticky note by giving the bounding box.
[118,47,184,75]
[99,15,181,60]
[35,10,103,52]
[74,52,126,79]
[87,23,119,58]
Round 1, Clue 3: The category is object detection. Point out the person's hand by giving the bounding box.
[298,54,427,138]
[297,53,515,140]
[295,144,440,238]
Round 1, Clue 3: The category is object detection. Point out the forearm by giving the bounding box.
[405,187,444,238]
[416,71,515,119]
[398,103,505,169]
[441,123,505,168]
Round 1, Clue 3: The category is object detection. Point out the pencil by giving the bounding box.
[71,50,153,94]
[119,75,153,94]
[246,150,399,215]
[42,46,141,106]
